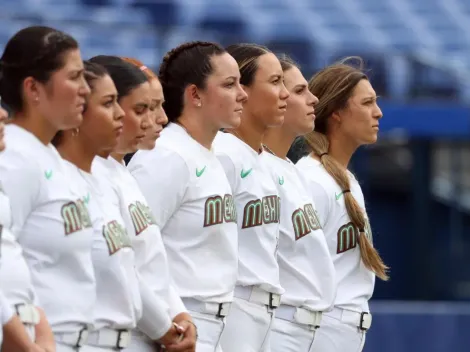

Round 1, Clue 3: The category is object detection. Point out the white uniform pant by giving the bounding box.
[310,313,366,352]
[190,310,224,352]
[124,330,160,352]
[270,317,316,352]
[220,297,274,352]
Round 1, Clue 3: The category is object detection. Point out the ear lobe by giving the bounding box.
[23,77,40,102]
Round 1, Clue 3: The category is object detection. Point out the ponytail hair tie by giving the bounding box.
[343,189,351,194]
[319,153,328,158]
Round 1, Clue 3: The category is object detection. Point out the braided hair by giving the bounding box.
[158,41,225,122]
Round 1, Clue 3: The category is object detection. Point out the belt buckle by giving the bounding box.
[75,327,88,348]
[116,329,130,349]
[268,293,277,309]
[359,312,372,331]
[216,303,224,318]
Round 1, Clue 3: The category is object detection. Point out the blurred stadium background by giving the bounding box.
[1,0,470,350]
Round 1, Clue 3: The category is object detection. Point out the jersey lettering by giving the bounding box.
[337,222,358,253]
[128,201,157,236]
[204,194,237,227]
[242,195,280,229]
[292,203,322,240]
[61,199,92,236]
[103,220,132,255]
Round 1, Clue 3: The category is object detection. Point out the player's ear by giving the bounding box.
[185,84,202,108]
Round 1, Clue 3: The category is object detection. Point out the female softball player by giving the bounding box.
[0,103,46,352]
[88,56,191,352]
[0,26,94,352]
[212,43,289,352]
[296,58,389,352]
[128,41,247,352]
[262,55,336,351]
[53,60,182,351]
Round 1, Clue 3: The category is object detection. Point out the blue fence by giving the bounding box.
[364,301,470,351]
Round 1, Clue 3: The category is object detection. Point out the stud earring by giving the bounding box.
[197,102,202,107]
[72,128,79,137]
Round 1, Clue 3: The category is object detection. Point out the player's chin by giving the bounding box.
[138,139,156,151]
[267,114,284,128]
[60,112,84,130]
[220,114,242,129]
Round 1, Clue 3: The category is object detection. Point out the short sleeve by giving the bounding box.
[129,148,189,230]
[215,153,238,192]
[0,151,41,236]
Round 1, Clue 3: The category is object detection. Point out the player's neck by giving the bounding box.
[57,137,95,173]
[176,115,218,150]
[263,127,296,159]
[11,111,57,145]
[110,152,125,164]
[227,115,266,153]
[328,133,357,168]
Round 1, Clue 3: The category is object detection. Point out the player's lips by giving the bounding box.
[234,107,243,113]
[307,110,316,119]
[114,126,123,136]
[278,104,287,111]
[136,134,145,140]
[373,124,379,130]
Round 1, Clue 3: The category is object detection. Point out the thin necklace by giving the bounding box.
[262,143,276,156]
[227,129,263,154]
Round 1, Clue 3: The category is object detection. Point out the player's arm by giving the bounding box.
[135,270,182,348]
[302,178,332,229]
[129,148,188,229]
[0,151,41,235]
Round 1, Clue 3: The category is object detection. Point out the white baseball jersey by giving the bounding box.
[93,156,172,339]
[65,160,139,333]
[296,156,375,313]
[263,152,335,311]
[105,156,186,321]
[213,132,283,295]
[0,124,96,333]
[0,182,36,308]
[128,122,238,303]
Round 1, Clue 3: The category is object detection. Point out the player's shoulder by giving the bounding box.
[296,156,335,188]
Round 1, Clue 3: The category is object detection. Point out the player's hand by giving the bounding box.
[165,319,197,352]
[158,323,185,348]
[26,344,47,352]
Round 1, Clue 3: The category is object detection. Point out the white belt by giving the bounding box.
[182,298,231,317]
[15,304,40,325]
[55,327,89,348]
[234,286,281,309]
[87,328,132,349]
[276,304,322,328]
[325,307,372,331]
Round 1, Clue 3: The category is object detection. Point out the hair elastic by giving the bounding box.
[320,153,328,158]
[343,189,351,194]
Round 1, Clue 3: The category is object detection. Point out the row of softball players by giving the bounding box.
[0,25,388,352]
[0,26,195,352]
[129,41,389,352]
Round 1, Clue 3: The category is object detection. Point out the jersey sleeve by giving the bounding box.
[0,292,14,325]
[306,180,332,229]
[167,282,187,318]
[215,153,238,192]
[0,151,41,237]
[129,149,189,229]
[136,270,173,340]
